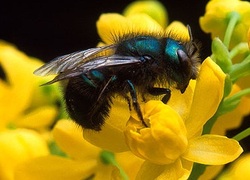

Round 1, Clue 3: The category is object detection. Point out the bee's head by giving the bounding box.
[164,38,200,93]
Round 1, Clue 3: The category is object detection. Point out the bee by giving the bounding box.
[34,25,200,131]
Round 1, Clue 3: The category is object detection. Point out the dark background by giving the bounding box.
[1,0,249,151]
[0,0,211,61]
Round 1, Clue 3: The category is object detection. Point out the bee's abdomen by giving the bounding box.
[65,75,111,131]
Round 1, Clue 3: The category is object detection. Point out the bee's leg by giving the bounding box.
[97,75,117,101]
[124,95,132,111]
[148,87,171,104]
[81,73,97,87]
[126,80,147,127]
[141,94,147,102]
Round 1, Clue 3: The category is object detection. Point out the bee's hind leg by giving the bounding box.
[148,87,171,104]
[126,80,148,127]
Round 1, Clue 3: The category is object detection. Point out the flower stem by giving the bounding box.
[203,114,219,134]
[223,11,241,48]
[189,163,207,180]
[100,150,129,180]
[233,127,250,141]
[203,88,250,134]
[219,88,250,117]
[229,42,249,59]
[230,55,250,82]
[49,141,68,157]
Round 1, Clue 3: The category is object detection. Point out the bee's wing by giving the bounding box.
[34,45,115,76]
[34,45,143,85]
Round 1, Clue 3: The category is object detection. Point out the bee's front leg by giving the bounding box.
[126,80,147,127]
[148,87,171,104]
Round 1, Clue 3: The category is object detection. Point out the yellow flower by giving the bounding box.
[96,13,163,45]
[0,129,49,180]
[125,101,188,165]
[123,0,168,28]
[211,85,250,136]
[80,35,242,178]
[124,58,242,179]
[0,40,61,130]
[15,119,143,180]
[200,0,250,47]
[96,13,190,46]
[199,84,250,180]
[217,153,250,179]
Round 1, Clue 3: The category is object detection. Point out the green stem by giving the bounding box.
[48,141,68,157]
[203,88,250,134]
[230,55,250,82]
[225,88,250,103]
[229,42,249,59]
[100,151,129,180]
[233,128,250,141]
[203,114,219,134]
[189,163,207,180]
[223,11,241,48]
[218,88,250,118]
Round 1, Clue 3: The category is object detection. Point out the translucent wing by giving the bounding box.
[34,44,143,84]
[34,45,116,76]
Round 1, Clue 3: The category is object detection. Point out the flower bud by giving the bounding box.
[124,101,188,165]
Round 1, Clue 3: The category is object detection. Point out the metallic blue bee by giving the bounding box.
[34,26,200,131]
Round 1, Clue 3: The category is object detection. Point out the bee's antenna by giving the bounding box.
[187,25,193,42]
[187,24,200,56]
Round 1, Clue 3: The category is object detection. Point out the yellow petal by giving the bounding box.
[0,41,43,86]
[82,98,130,152]
[96,13,129,44]
[15,155,97,180]
[96,13,163,45]
[218,153,250,180]
[0,40,61,128]
[127,13,164,35]
[14,106,58,129]
[116,151,144,180]
[52,119,101,160]
[182,134,243,165]
[123,0,168,28]
[94,163,121,180]
[31,78,62,109]
[0,129,49,180]
[136,159,191,180]
[167,80,196,120]
[199,165,224,180]
[186,57,226,138]
[199,0,250,47]
[165,21,190,42]
[0,41,38,124]
[125,101,187,165]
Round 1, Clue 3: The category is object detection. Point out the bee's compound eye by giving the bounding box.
[177,49,192,72]
[177,49,189,64]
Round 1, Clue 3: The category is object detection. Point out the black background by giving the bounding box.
[1,0,211,61]
[1,0,249,151]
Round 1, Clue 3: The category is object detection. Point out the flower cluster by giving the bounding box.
[0,41,62,179]
[1,0,250,179]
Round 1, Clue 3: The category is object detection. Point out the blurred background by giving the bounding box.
[0,0,211,61]
[1,0,249,151]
